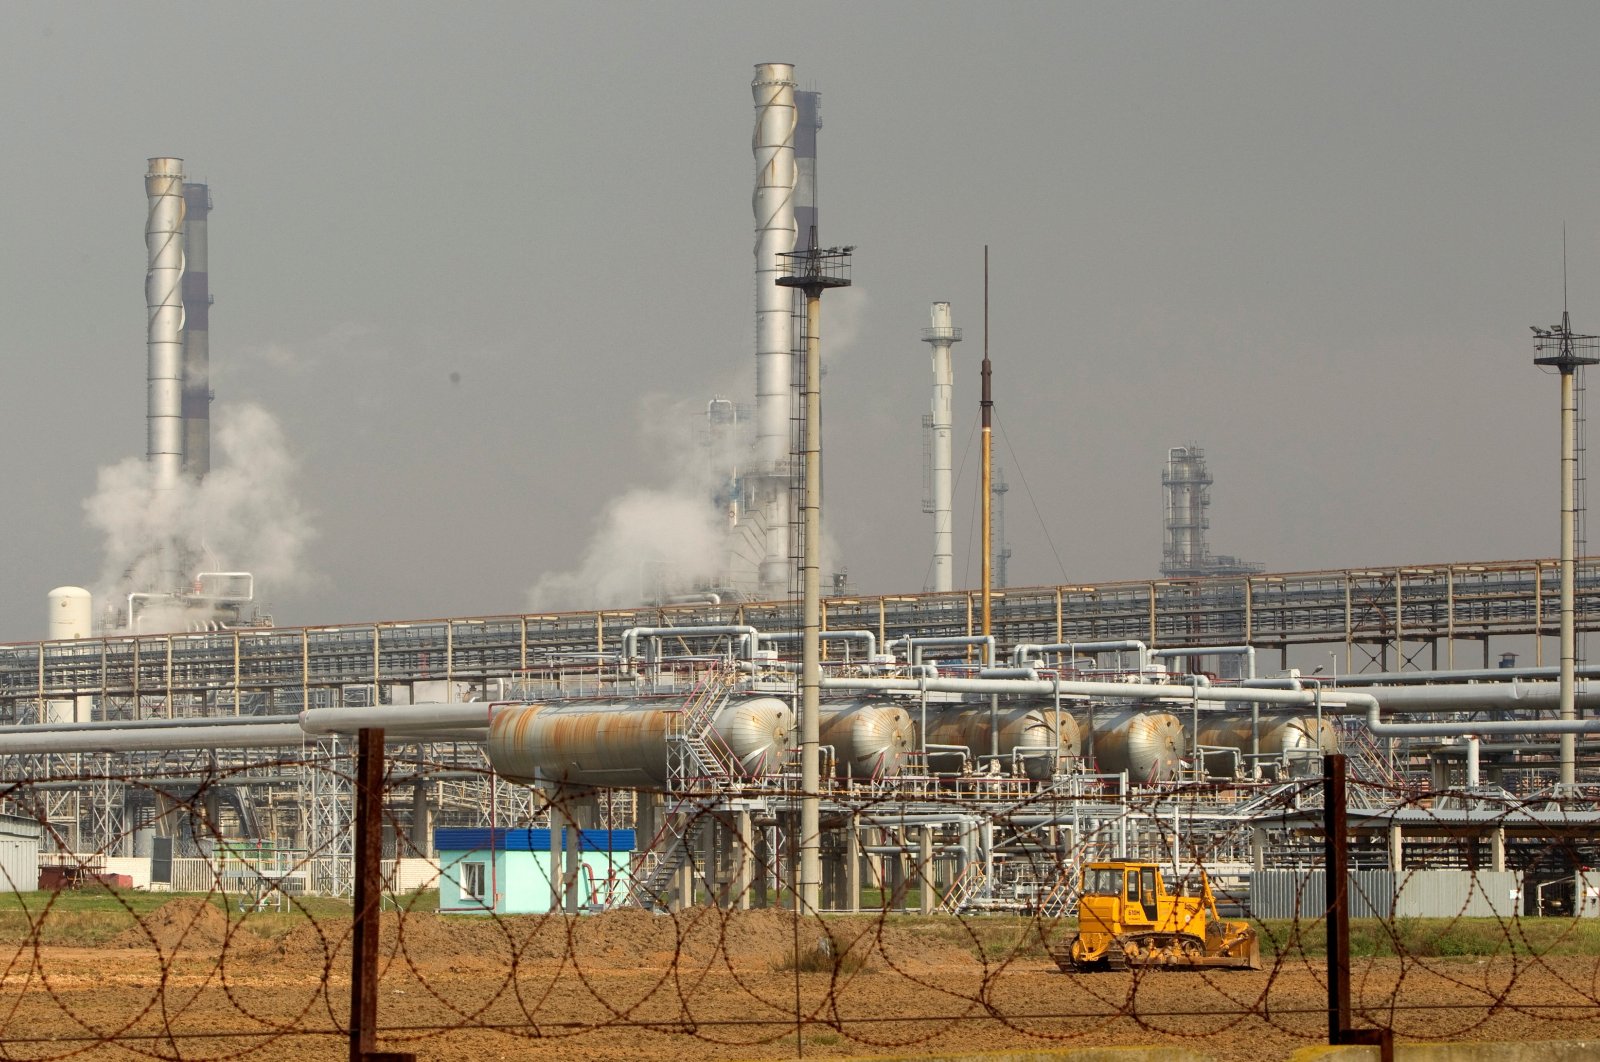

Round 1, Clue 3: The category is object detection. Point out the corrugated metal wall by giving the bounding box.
[0,815,40,893]
[1250,870,1394,919]
[1396,870,1521,918]
[1251,870,1523,919]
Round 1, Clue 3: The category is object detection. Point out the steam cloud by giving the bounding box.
[528,398,732,611]
[84,402,316,631]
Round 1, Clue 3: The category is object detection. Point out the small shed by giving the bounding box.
[435,827,635,914]
[0,814,41,894]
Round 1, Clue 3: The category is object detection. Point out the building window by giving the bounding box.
[462,861,486,901]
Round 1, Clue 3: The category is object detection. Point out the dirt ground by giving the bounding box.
[3,899,1599,1061]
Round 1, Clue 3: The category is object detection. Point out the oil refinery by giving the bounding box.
[4,62,1600,924]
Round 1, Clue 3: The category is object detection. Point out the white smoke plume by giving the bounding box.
[84,402,315,632]
[528,397,732,611]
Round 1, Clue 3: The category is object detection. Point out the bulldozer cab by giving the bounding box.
[1082,863,1167,924]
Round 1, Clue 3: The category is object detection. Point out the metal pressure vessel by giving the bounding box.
[919,703,1081,781]
[486,697,794,790]
[817,701,915,781]
[1193,712,1339,779]
[1072,708,1185,785]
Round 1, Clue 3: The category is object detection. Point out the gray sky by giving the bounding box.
[2,2,1597,640]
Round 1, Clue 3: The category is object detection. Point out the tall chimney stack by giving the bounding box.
[181,181,211,480]
[145,157,186,591]
[751,63,799,595]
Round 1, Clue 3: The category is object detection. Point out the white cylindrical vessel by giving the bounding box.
[920,703,1081,781]
[818,701,915,781]
[1193,712,1339,779]
[1073,708,1186,785]
[486,697,794,790]
[48,587,93,641]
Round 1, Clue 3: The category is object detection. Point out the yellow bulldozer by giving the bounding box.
[1051,861,1262,972]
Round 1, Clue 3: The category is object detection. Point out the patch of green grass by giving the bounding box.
[0,890,223,946]
[1256,916,1600,960]
[0,887,437,947]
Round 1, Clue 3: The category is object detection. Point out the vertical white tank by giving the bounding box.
[922,303,961,592]
[48,587,93,641]
[47,587,93,724]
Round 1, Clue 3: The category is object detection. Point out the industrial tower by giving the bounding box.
[921,302,961,592]
[1160,446,1261,579]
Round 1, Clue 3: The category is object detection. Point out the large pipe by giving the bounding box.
[4,723,305,755]
[892,635,996,668]
[759,628,876,659]
[145,157,186,591]
[299,702,503,735]
[923,302,960,592]
[180,182,211,479]
[752,63,797,594]
[1314,681,1600,714]
[1150,644,1257,680]
[1011,640,1149,669]
[621,625,758,664]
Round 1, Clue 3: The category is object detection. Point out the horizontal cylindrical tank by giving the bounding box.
[1071,708,1185,785]
[486,697,793,790]
[919,703,1081,781]
[1193,712,1339,779]
[818,701,915,781]
[48,586,92,641]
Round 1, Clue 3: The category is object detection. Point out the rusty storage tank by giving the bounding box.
[486,697,794,790]
[1193,712,1339,779]
[818,700,915,781]
[919,703,1081,780]
[1072,707,1185,784]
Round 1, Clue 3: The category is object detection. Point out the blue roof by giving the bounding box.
[434,827,635,854]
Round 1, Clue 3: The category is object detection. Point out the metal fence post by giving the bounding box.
[1323,752,1392,1062]
[350,727,414,1062]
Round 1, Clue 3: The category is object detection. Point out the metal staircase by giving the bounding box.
[628,670,744,909]
[665,669,741,793]
[1037,869,1079,918]
[939,862,989,914]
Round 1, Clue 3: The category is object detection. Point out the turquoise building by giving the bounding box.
[434,827,636,914]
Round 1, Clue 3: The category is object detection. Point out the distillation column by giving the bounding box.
[922,303,962,592]
[752,63,799,596]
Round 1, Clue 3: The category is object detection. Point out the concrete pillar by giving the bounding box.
[919,826,937,915]
[408,776,432,856]
[845,814,861,914]
[1491,828,1506,873]
[1251,828,1267,874]
[735,810,754,910]
[1388,824,1404,874]
[547,791,563,914]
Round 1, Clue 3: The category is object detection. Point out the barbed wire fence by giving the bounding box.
[4,748,1600,1061]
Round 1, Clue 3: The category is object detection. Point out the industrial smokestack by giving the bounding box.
[145,157,186,591]
[752,63,798,595]
[181,182,211,480]
[794,91,820,253]
[922,302,961,592]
